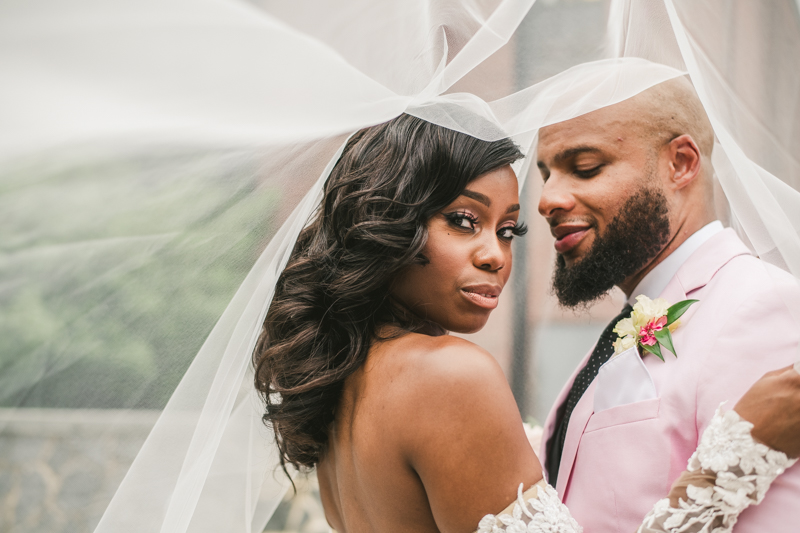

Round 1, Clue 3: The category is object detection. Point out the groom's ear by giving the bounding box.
[665,134,702,190]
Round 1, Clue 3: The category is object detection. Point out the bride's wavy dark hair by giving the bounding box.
[253,114,522,471]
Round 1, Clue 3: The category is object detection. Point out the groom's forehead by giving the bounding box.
[537,108,645,165]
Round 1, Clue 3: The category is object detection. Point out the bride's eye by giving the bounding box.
[498,222,528,240]
[444,211,478,230]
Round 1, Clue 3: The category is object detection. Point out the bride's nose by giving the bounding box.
[473,236,506,272]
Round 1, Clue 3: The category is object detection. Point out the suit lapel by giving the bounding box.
[657,275,687,311]
[555,379,597,496]
[674,228,751,294]
[540,349,593,467]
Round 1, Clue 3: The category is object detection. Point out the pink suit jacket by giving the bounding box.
[540,229,800,532]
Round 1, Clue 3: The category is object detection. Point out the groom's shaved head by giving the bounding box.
[627,77,714,158]
[537,76,718,306]
[612,77,716,199]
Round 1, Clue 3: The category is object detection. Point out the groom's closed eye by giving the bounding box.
[537,146,605,181]
[574,165,604,179]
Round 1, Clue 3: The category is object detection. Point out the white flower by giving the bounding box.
[613,316,636,338]
[633,294,670,318]
[631,295,670,330]
[613,295,674,356]
[612,334,636,355]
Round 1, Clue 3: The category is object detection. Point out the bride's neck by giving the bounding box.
[382,300,448,337]
[411,320,448,337]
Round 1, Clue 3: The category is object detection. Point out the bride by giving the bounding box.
[253,114,800,533]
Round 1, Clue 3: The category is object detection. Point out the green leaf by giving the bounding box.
[666,299,699,325]
[641,341,664,361]
[655,328,677,358]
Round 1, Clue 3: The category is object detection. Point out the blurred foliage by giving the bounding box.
[0,148,282,409]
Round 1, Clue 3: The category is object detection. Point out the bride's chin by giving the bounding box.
[446,314,491,335]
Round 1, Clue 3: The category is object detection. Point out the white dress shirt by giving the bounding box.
[627,221,724,306]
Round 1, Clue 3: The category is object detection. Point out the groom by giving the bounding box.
[536,77,800,532]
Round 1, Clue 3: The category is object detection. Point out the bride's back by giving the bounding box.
[318,331,533,533]
[317,332,445,532]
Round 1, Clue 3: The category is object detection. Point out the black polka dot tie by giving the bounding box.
[545,304,634,486]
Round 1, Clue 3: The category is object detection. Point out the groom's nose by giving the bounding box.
[538,174,577,219]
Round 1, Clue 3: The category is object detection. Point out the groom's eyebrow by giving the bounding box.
[461,189,491,206]
[553,146,602,164]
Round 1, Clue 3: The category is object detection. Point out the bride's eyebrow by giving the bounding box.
[460,190,519,214]
[461,189,490,206]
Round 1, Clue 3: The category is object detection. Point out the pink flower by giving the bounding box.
[639,315,667,346]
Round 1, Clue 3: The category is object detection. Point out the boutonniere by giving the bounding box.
[612,295,698,361]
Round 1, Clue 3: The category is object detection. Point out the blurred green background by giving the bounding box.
[0,149,282,409]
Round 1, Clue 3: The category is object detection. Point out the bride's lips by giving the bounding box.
[552,224,591,254]
[461,284,501,310]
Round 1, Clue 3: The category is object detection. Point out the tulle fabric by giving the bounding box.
[1,1,799,532]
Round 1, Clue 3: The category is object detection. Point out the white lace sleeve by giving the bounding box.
[476,480,582,533]
[637,406,797,533]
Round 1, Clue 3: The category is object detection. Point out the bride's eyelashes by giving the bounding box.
[444,210,479,230]
[499,221,528,240]
[443,211,527,240]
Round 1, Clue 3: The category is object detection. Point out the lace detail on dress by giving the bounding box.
[476,480,582,533]
[637,406,797,533]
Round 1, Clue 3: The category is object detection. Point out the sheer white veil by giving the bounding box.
[2,1,799,532]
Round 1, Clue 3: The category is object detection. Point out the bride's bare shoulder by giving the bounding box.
[371,332,506,391]
[368,331,541,523]
[369,332,518,434]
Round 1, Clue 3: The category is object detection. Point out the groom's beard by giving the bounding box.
[552,186,671,308]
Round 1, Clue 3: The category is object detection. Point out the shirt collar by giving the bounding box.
[626,220,724,306]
